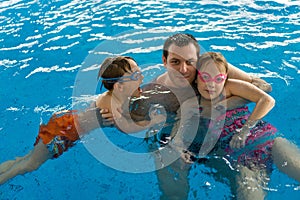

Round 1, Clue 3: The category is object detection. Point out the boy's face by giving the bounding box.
[163,43,198,88]
[121,59,144,98]
[197,61,227,100]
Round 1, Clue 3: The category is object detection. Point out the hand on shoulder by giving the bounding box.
[250,76,272,93]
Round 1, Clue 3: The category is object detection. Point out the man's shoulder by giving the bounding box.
[141,73,170,92]
[182,96,199,107]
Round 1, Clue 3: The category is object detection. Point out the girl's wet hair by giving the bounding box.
[197,52,228,73]
[98,56,136,90]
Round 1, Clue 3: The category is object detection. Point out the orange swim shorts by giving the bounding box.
[34,110,82,158]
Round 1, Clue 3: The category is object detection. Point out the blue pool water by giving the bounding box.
[0,0,300,199]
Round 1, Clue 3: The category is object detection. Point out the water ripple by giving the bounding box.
[25,65,81,78]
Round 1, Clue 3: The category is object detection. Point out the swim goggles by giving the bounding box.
[101,71,142,83]
[198,71,227,84]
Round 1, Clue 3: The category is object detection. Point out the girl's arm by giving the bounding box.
[220,63,273,112]
[225,79,275,148]
[226,79,275,120]
[216,96,250,111]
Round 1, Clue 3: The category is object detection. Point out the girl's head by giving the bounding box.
[196,52,228,100]
[98,56,143,97]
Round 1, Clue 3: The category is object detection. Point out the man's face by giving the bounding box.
[163,43,198,87]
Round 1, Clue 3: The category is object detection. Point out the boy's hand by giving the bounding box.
[149,111,166,125]
[149,105,167,126]
[181,150,195,164]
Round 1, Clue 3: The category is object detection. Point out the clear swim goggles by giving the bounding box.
[101,71,142,83]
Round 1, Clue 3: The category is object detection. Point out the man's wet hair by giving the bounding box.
[163,33,200,59]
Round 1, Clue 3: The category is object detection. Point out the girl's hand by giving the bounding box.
[229,119,257,149]
[229,127,250,149]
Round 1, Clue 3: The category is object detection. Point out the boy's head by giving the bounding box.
[98,56,136,91]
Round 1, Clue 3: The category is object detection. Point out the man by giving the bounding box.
[132,33,271,199]
[102,33,272,199]
[129,33,270,145]
[130,33,270,120]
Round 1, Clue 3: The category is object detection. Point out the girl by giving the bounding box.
[176,52,300,199]
[0,56,164,184]
[196,52,275,149]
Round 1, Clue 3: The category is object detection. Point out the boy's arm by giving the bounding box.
[97,108,115,126]
[221,63,272,110]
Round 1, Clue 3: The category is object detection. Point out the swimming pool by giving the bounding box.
[0,0,299,199]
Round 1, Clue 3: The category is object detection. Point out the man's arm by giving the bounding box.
[227,63,272,93]
[227,63,252,82]
[77,104,114,134]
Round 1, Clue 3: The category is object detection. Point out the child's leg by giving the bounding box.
[272,137,300,182]
[0,157,22,174]
[0,140,50,184]
[235,165,268,200]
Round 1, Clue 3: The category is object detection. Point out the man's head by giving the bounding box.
[163,33,200,59]
[162,33,200,86]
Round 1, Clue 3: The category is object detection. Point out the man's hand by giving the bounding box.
[251,76,272,93]
[100,108,115,127]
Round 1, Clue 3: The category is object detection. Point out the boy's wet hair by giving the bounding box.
[163,33,200,59]
[198,52,228,73]
[98,56,135,90]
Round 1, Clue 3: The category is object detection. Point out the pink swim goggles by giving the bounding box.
[198,71,227,84]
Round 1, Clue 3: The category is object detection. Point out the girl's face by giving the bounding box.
[197,61,227,100]
[121,59,144,98]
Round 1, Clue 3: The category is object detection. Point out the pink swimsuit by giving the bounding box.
[215,106,279,171]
